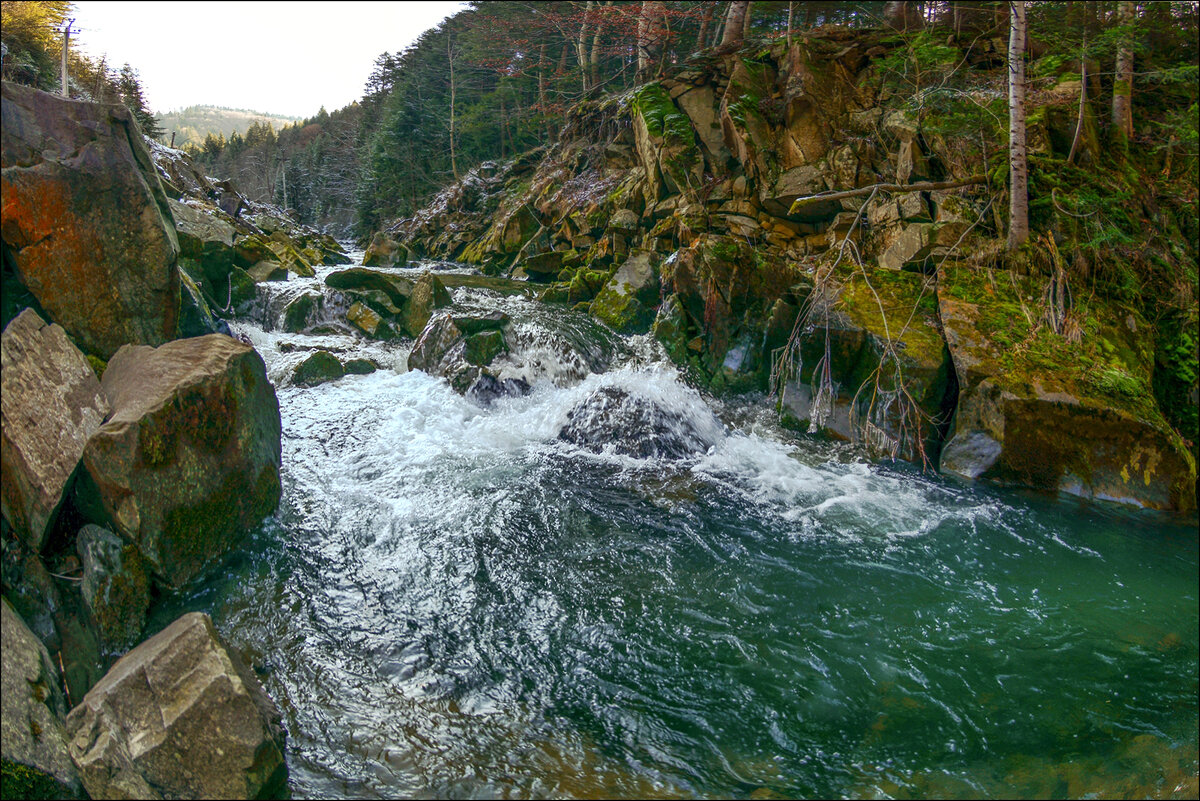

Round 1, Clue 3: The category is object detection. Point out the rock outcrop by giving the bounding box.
[1,81,180,358]
[76,335,282,588]
[1,309,110,551]
[65,612,287,801]
[1,599,83,799]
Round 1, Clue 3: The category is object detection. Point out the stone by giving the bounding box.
[558,386,720,460]
[2,309,110,551]
[1,599,82,799]
[343,358,378,375]
[325,268,414,309]
[936,275,1195,511]
[463,330,506,367]
[498,205,541,253]
[76,335,282,589]
[675,84,727,165]
[168,199,236,289]
[293,350,345,387]
[362,232,409,267]
[878,223,939,271]
[76,524,150,651]
[403,272,452,337]
[896,138,930,183]
[233,234,273,269]
[452,311,510,336]
[1,83,180,359]
[64,612,287,801]
[518,251,564,282]
[282,292,320,334]
[177,270,223,339]
[608,209,641,232]
[247,260,289,283]
[591,251,660,334]
[347,301,395,340]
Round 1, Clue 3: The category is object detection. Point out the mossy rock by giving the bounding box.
[590,251,660,334]
[343,358,378,375]
[463,330,507,367]
[293,350,345,387]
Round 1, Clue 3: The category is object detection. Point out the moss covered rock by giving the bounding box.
[293,350,346,387]
[76,524,150,650]
[591,251,660,334]
[363,232,409,267]
[404,272,453,337]
[76,335,282,588]
[937,266,1196,511]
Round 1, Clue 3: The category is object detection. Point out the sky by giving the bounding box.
[70,1,468,118]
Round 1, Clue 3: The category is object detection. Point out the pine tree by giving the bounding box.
[116,63,165,140]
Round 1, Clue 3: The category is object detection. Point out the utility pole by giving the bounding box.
[59,18,78,97]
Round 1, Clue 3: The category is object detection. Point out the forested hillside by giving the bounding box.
[155,105,302,150]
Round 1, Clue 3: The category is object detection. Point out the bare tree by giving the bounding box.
[1007,0,1029,250]
[636,1,665,81]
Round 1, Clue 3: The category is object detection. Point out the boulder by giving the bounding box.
[76,335,282,589]
[403,272,452,337]
[1,82,180,359]
[325,268,414,309]
[76,524,150,651]
[558,386,721,460]
[937,271,1196,511]
[1,598,82,799]
[64,612,287,801]
[591,251,660,334]
[282,292,321,333]
[347,301,395,340]
[247,260,289,283]
[343,358,378,375]
[778,270,954,464]
[177,270,224,338]
[498,205,541,253]
[408,314,522,400]
[292,350,345,387]
[2,309,110,551]
[168,199,236,289]
[877,223,941,272]
[362,232,409,267]
[763,166,834,219]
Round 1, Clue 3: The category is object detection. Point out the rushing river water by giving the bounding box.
[150,252,1198,799]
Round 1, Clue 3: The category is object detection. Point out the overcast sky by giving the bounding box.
[71,1,468,118]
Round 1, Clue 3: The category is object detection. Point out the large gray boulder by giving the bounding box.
[76,335,282,588]
[169,198,236,290]
[590,251,660,334]
[77,524,151,651]
[1,309,110,551]
[65,612,287,800]
[1,598,83,799]
[1,81,180,359]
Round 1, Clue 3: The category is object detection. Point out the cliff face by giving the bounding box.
[377,29,1196,512]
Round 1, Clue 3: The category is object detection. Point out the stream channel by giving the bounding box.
[150,251,1198,799]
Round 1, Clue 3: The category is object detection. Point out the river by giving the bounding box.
[149,252,1198,799]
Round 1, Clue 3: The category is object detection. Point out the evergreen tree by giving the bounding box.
[116,63,165,140]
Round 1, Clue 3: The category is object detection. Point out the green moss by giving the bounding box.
[86,354,107,381]
[631,84,693,146]
[0,759,77,800]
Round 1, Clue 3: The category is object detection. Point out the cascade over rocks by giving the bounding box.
[65,612,288,801]
[1,82,180,359]
[559,385,720,460]
[76,335,282,589]
[1,309,110,551]
[373,29,1195,510]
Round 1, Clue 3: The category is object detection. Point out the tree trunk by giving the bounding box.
[741,0,754,39]
[591,3,608,89]
[577,0,593,92]
[696,4,713,54]
[1007,0,1029,251]
[448,35,458,181]
[1066,54,1087,165]
[1111,0,1135,149]
[637,1,665,82]
[720,0,750,46]
[787,2,794,43]
[538,44,549,142]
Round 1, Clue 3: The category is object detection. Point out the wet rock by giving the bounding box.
[2,309,110,551]
[1,598,82,799]
[347,301,395,340]
[76,335,282,589]
[247,260,289,283]
[591,251,660,334]
[516,251,564,282]
[1,82,180,359]
[451,311,509,335]
[363,231,409,267]
[178,270,223,338]
[76,525,150,651]
[937,275,1195,511]
[266,234,316,278]
[463,330,507,366]
[325,267,414,309]
[778,271,953,464]
[282,292,321,334]
[65,612,287,801]
[498,205,541,253]
[168,199,236,289]
[343,358,379,375]
[409,314,520,399]
[559,386,717,459]
[466,373,531,405]
[293,350,346,387]
[403,272,452,337]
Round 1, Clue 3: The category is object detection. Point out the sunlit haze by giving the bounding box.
[70,1,468,118]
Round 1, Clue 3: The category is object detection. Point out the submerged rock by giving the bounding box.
[1,82,179,358]
[1,598,82,799]
[559,386,718,460]
[65,612,287,801]
[76,335,282,589]
[1,309,110,551]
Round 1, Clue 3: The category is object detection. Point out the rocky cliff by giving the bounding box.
[374,28,1197,512]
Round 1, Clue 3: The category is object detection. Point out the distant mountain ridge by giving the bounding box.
[156,105,302,148]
